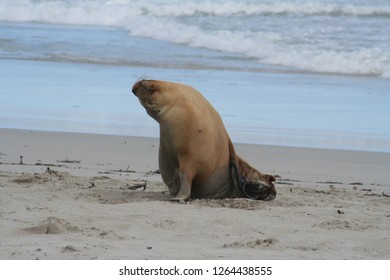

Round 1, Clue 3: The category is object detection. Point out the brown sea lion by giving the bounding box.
[132,79,276,202]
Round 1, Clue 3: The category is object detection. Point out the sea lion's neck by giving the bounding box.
[150,99,178,123]
[138,98,161,121]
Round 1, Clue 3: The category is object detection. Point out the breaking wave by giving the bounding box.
[1,0,389,77]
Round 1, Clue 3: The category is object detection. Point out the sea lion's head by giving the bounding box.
[132,80,163,120]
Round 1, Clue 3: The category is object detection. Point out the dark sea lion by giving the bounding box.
[132,79,276,202]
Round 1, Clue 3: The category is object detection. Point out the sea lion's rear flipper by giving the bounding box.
[230,160,275,200]
[240,176,275,200]
[229,158,276,201]
[228,140,276,200]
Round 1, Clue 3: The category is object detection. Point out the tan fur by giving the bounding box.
[237,155,276,190]
[132,79,276,201]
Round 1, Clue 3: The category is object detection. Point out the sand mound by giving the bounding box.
[23,217,79,234]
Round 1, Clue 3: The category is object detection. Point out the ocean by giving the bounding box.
[0,0,389,152]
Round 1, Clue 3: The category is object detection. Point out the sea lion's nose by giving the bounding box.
[132,81,140,95]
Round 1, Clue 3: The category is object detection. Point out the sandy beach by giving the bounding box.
[0,128,389,259]
[1,0,390,270]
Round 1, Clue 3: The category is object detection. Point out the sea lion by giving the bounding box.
[132,79,276,202]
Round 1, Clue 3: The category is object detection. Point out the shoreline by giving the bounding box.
[1,53,389,153]
[1,128,389,259]
[1,128,389,188]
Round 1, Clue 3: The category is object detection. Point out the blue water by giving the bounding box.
[1,1,390,152]
[1,0,390,77]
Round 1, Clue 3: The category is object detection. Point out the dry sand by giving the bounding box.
[0,128,389,259]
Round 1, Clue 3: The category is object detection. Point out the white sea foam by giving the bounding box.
[2,0,390,23]
[125,16,390,77]
[1,0,389,77]
[142,1,390,17]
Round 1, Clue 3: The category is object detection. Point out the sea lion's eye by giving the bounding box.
[140,81,155,94]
